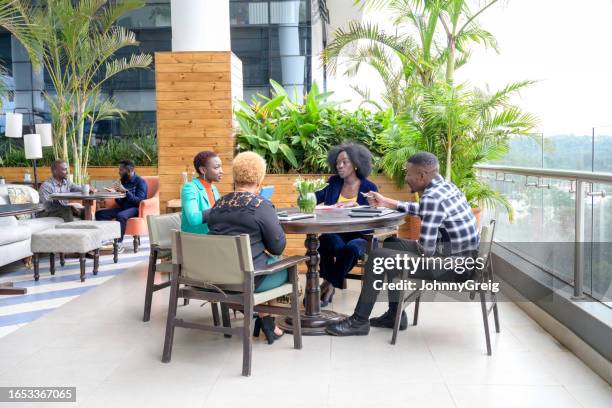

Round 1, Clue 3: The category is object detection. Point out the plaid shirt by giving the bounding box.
[397,175,479,257]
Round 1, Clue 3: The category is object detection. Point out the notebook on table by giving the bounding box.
[348,207,396,217]
[277,211,315,221]
[350,206,389,213]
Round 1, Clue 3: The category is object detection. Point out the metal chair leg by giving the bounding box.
[492,295,501,333]
[162,270,180,363]
[290,267,302,349]
[489,261,500,333]
[479,290,492,355]
[143,249,158,322]
[413,293,421,326]
[221,303,232,338]
[211,302,220,326]
[242,296,253,377]
[391,299,404,345]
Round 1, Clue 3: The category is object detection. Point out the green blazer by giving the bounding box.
[180,178,221,234]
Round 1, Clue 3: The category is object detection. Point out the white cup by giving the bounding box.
[82,184,91,195]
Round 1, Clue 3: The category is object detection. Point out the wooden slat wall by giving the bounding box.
[153,49,418,264]
[155,51,242,212]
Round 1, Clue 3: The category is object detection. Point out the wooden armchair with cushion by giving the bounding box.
[102,176,160,252]
[162,231,307,376]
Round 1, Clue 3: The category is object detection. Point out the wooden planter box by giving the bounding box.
[258,174,419,257]
[0,166,158,182]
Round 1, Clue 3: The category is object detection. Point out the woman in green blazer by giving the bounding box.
[181,151,223,234]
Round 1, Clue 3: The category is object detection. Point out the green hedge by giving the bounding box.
[0,134,158,167]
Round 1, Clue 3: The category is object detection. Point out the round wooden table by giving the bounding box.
[279,208,406,335]
[0,204,45,296]
[48,192,126,220]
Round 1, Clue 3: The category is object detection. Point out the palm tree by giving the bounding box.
[323,0,499,115]
[0,0,38,58]
[25,0,152,183]
[379,79,538,217]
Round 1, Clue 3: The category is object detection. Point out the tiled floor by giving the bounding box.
[0,260,610,408]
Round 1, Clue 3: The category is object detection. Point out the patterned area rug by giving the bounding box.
[0,237,150,338]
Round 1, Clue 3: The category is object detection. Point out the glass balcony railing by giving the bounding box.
[476,165,612,306]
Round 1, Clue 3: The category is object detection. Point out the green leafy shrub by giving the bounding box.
[235,80,386,174]
[0,134,157,167]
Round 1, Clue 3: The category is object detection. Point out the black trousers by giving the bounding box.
[353,237,468,321]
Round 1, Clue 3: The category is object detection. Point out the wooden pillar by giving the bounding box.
[155,51,242,212]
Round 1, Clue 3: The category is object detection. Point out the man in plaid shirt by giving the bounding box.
[327,152,479,336]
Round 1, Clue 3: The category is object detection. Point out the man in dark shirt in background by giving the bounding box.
[95,160,147,247]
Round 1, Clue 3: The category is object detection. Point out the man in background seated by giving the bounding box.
[38,159,85,222]
[95,159,147,248]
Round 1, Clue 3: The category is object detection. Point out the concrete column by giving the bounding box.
[170,0,230,51]
[271,1,305,101]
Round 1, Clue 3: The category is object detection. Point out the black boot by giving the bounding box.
[253,316,262,337]
[370,309,408,330]
[325,316,370,336]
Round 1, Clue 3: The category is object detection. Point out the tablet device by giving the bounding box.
[260,185,275,200]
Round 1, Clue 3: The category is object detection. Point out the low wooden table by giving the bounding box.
[278,208,406,335]
[49,192,125,220]
[0,204,45,296]
[166,199,182,214]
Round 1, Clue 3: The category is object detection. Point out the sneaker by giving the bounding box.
[325,316,370,336]
[370,309,408,330]
[116,245,125,254]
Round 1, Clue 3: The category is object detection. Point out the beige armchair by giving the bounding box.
[162,231,307,376]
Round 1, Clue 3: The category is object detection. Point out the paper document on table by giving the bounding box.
[315,204,368,210]
[348,208,396,217]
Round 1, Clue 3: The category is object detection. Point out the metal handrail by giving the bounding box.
[475,164,611,300]
[475,164,612,184]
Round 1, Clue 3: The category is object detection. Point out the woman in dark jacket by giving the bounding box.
[315,143,378,306]
[208,152,287,344]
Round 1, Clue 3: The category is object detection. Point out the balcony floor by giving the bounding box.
[0,260,610,408]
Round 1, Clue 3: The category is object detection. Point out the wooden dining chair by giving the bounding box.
[390,220,499,355]
[162,231,307,376]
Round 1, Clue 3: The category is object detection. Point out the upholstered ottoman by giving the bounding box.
[31,229,102,282]
[56,220,122,263]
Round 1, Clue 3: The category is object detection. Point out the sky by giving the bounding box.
[326,0,612,136]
